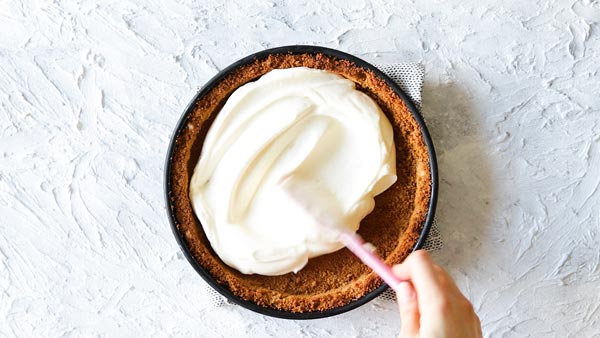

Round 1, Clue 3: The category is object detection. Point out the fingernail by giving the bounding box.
[397,282,415,304]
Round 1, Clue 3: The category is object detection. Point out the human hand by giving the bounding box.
[393,250,482,338]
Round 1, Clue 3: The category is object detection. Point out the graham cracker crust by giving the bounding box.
[168,52,432,313]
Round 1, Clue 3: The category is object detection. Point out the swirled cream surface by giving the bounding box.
[189,67,396,275]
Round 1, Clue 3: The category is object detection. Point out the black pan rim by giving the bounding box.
[164,45,438,320]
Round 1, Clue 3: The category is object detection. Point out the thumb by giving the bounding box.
[397,281,420,338]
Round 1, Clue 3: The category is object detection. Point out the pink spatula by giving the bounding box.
[280,176,404,292]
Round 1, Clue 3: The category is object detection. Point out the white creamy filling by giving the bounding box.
[189,67,396,275]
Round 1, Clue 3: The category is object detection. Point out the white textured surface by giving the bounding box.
[1,0,599,337]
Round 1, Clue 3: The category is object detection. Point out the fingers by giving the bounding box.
[396,281,419,338]
[432,265,462,295]
[394,250,483,337]
[392,250,446,304]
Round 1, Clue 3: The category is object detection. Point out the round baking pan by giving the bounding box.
[164,45,438,319]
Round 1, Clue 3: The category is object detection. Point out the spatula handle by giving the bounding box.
[339,231,404,292]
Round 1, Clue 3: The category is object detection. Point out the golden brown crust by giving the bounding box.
[168,53,432,313]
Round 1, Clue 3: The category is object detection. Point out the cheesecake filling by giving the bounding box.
[189,67,396,275]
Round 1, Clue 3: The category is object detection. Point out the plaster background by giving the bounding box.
[1,0,599,337]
